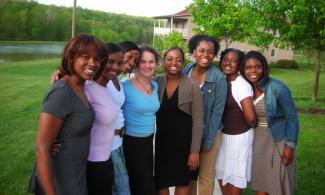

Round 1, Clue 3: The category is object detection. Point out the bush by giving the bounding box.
[274,59,298,69]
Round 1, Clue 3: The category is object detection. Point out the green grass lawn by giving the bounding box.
[269,68,325,110]
[0,59,324,194]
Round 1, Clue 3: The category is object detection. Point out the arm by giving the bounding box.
[202,76,227,151]
[50,70,60,85]
[276,83,299,166]
[277,83,299,149]
[36,113,63,195]
[188,82,204,170]
[240,96,257,128]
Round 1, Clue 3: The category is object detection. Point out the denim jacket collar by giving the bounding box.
[258,76,270,90]
[184,62,217,83]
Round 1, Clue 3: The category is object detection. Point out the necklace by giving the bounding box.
[135,76,151,94]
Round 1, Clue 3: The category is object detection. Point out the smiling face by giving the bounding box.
[72,46,101,81]
[244,58,264,84]
[163,49,184,76]
[193,40,215,68]
[137,51,156,78]
[102,51,123,80]
[122,49,141,73]
[222,51,240,76]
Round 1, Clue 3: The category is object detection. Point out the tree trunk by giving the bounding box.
[224,37,229,49]
[312,48,321,103]
[71,0,77,38]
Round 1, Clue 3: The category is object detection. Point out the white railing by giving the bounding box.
[154,27,188,38]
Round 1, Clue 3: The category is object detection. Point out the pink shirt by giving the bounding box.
[85,81,118,162]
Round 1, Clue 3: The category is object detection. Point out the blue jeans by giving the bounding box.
[111,145,131,195]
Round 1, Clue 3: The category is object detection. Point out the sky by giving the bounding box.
[37,0,193,17]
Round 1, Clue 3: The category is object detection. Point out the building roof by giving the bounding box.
[153,9,190,19]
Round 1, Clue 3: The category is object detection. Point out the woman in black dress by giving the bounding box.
[155,46,203,195]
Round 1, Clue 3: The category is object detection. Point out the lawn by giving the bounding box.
[0,59,324,194]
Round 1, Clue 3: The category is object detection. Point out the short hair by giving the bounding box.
[138,46,159,66]
[240,50,269,81]
[105,42,123,55]
[88,42,124,81]
[220,48,245,65]
[119,40,141,53]
[59,33,107,79]
[163,46,185,62]
[188,34,220,56]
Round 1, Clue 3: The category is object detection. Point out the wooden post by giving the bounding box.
[71,0,77,37]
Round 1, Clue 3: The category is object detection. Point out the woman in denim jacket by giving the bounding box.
[241,51,299,195]
[182,35,227,195]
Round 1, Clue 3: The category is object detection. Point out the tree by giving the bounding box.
[251,0,325,102]
[154,31,188,63]
[188,0,253,48]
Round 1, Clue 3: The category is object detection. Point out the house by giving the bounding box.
[153,9,294,63]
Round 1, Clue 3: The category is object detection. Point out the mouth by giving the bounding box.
[169,66,178,71]
[223,66,232,71]
[201,59,209,63]
[84,67,96,74]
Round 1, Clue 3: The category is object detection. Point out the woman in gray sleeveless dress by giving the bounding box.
[241,51,299,195]
[35,34,107,195]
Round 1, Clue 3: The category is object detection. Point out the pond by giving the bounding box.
[0,41,65,64]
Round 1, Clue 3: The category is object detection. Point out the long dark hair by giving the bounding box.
[220,48,244,65]
[59,33,107,79]
[240,50,269,82]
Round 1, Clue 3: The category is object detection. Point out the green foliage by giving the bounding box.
[0,0,154,44]
[154,31,188,64]
[162,31,188,54]
[250,0,325,101]
[271,59,298,69]
[188,0,253,48]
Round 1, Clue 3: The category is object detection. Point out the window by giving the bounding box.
[271,49,276,57]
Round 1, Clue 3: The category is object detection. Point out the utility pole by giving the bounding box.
[71,0,77,37]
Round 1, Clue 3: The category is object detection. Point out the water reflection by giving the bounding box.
[0,42,65,63]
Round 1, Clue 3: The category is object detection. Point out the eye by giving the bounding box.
[80,54,89,59]
[118,61,123,66]
[108,59,115,64]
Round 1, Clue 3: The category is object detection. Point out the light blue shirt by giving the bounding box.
[122,79,160,137]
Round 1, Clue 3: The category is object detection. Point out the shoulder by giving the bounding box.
[155,74,165,83]
[232,75,253,98]
[235,75,252,88]
[182,62,195,74]
[206,65,225,82]
[84,80,98,92]
[48,80,72,97]
[151,79,158,89]
[122,79,131,87]
[267,77,291,95]
[181,75,198,87]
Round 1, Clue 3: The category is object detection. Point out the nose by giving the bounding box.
[171,58,178,65]
[88,57,96,66]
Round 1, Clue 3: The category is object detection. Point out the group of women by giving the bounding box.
[34,33,299,195]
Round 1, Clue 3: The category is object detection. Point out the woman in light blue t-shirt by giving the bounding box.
[122,46,160,195]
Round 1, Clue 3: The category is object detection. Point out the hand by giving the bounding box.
[51,140,61,157]
[201,147,210,153]
[187,152,199,171]
[281,146,294,166]
[50,70,60,85]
